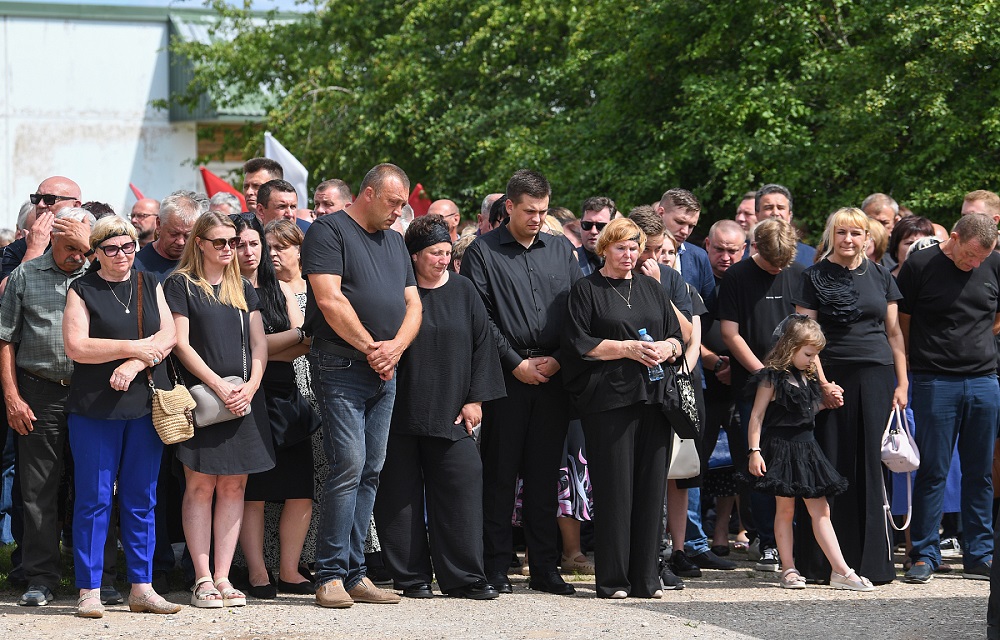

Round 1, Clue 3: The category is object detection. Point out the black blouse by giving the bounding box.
[390,274,506,440]
[562,272,683,416]
[67,269,170,420]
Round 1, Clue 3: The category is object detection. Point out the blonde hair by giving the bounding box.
[172,211,248,311]
[90,216,138,249]
[752,218,798,268]
[595,218,646,257]
[764,315,826,379]
[543,215,564,236]
[819,207,871,261]
[867,219,888,262]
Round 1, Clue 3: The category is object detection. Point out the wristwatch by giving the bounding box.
[748,447,761,455]
[713,357,725,372]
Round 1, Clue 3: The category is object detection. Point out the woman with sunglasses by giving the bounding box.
[233,216,318,598]
[164,212,273,608]
[62,216,181,617]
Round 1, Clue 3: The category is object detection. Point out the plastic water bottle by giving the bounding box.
[638,328,664,381]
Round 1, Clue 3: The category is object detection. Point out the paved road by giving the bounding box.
[0,558,988,639]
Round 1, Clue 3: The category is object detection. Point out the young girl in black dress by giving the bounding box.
[746,315,875,592]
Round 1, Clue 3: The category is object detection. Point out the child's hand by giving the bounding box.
[748,452,766,477]
[820,380,844,409]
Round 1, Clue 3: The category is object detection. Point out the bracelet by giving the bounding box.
[296,327,305,344]
[748,447,761,455]
[713,357,724,372]
[669,341,678,356]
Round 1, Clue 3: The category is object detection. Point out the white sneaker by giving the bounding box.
[940,537,962,560]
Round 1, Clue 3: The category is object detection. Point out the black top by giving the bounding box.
[717,258,804,391]
[133,243,179,284]
[897,245,1000,376]
[656,264,694,321]
[753,367,822,431]
[0,237,28,288]
[67,270,170,419]
[460,223,581,372]
[300,211,416,347]
[575,245,602,276]
[391,274,506,440]
[702,275,727,356]
[794,259,901,366]
[561,272,683,416]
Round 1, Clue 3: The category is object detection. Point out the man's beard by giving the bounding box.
[139,228,155,243]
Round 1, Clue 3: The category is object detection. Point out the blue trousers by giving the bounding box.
[68,413,163,588]
[909,373,1000,570]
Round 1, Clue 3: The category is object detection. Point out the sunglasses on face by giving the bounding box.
[201,236,239,250]
[580,220,608,232]
[97,241,137,257]
[29,193,76,206]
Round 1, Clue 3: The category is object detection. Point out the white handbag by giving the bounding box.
[879,406,920,559]
[667,433,701,480]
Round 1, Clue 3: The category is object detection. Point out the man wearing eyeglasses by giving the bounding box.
[0,177,89,298]
[129,199,160,248]
[576,197,615,276]
[0,207,95,606]
[427,199,462,243]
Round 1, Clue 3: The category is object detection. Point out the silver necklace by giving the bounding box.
[107,276,133,314]
[602,273,632,308]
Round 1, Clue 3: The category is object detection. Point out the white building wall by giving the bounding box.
[0,15,198,228]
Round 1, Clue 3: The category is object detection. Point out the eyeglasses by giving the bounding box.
[29,193,76,206]
[201,236,239,250]
[97,241,137,257]
[131,213,157,221]
[580,220,608,232]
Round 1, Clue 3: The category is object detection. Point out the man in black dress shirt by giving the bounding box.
[461,169,580,595]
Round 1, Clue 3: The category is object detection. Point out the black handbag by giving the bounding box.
[661,355,701,440]
[267,386,321,449]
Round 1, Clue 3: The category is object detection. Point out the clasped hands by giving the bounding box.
[512,357,560,385]
[622,339,677,368]
[108,338,165,392]
[367,339,404,381]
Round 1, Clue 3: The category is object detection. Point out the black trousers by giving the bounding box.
[374,433,486,592]
[795,363,896,584]
[481,372,569,577]
[584,403,670,598]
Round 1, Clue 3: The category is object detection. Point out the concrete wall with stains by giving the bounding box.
[0,14,198,228]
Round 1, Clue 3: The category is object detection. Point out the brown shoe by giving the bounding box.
[347,577,400,604]
[315,580,354,608]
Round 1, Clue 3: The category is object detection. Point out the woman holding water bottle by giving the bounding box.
[562,217,683,599]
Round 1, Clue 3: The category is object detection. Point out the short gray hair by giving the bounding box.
[169,190,209,215]
[159,193,201,225]
[209,192,242,215]
[953,212,999,250]
[861,193,899,216]
[55,206,97,227]
[16,201,33,231]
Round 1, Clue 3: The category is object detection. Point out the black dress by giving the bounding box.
[744,368,848,499]
[163,275,275,476]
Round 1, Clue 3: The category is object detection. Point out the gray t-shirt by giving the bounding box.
[301,211,415,347]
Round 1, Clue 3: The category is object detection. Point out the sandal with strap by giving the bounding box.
[77,588,105,618]
[779,568,806,589]
[214,577,247,607]
[830,568,875,592]
[560,553,595,575]
[190,576,224,608]
[129,588,182,614]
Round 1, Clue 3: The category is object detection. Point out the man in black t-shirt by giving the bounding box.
[133,194,199,284]
[719,218,804,572]
[897,213,1000,587]
[301,163,421,609]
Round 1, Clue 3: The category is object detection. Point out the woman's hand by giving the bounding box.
[820,380,844,409]
[892,384,908,411]
[659,340,681,364]
[454,402,482,435]
[131,337,164,368]
[110,359,146,392]
[221,380,257,416]
[622,339,662,367]
[748,451,766,477]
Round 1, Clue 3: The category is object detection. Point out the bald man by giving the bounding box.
[130,198,161,247]
[427,199,461,242]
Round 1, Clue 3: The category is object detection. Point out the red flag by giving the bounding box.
[409,183,432,217]
[199,167,248,211]
[129,183,145,200]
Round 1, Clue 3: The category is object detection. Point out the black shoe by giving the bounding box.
[152,571,171,595]
[509,552,522,569]
[528,570,575,596]
[247,579,277,600]
[658,560,685,590]
[367,565,393,586]
[904,560,933,584]
[690,549,737,570]
[710,544,730,557]
[402,583,435,599]
[487,573,513,594]
[963,561,991,581]
[277,578,315,594]
[297,565,314,582]
[447,579,499,600]
[100,585,124,605]
[669,550,702,578]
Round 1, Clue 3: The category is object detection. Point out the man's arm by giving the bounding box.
[307,272,377,354]
[899,312,910,356]
[720,319,764,374]
[368,285,422,379]
[0,341,33,434]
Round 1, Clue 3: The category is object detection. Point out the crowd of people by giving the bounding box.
[0,161,998,633]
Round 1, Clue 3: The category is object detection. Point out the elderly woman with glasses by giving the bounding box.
[62,216,181,617]
[164,211,273,609]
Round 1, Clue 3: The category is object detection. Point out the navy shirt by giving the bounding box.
[133,243,179,284]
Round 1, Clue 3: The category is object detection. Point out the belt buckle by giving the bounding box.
[524,348,539,358]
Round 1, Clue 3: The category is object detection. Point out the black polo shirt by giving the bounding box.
[460,222,581,372]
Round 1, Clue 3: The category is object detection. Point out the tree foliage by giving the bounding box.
[172,0,1000,234]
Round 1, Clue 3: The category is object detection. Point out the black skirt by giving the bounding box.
[743,427,848,499]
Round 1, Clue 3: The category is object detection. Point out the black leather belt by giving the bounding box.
[313,338,367,361]
[515,348,555,358]
[20,369,71,387]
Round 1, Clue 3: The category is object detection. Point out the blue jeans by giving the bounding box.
[309,350,396,590]
[683,488,710,556]
[909,373,1000,570]
[1,428,14,545]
